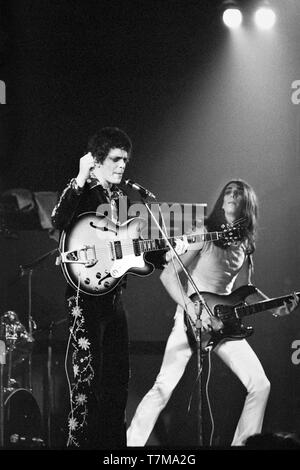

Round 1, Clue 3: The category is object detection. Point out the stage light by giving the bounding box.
[223,7,243,29]
[221,1,242,29]
[254,7,276,30]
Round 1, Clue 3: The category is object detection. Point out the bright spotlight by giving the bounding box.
[254,7,276,30]
[223,8,243,29]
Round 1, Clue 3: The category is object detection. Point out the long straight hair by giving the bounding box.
[205,179,258,253]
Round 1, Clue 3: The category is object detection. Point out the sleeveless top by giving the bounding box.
[185,230,249,297]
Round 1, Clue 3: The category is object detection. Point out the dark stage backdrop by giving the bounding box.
[0,0,300,447]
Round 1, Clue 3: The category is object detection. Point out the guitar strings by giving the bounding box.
[116,221,245,250]
[67,216,247,260]
[82,222,245,256]
[68,217,246,263]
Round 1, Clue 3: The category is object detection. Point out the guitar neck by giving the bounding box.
[139,231,222,253]
[236,292,300,318]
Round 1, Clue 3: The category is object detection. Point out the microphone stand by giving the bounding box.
[19,248,59,393]
[138,191,213,447]
[46,321,54,449]
[195,302,203,445]
[0,323,6,448]
[44,317,66,449]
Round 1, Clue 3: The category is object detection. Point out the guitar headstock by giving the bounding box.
[220,220,245,247]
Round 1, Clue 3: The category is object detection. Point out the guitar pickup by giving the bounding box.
[60,245,98,267]
[215,305,236,321]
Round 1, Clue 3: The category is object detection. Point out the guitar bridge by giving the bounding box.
[60,245,98,267]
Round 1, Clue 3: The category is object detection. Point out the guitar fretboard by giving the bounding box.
[137,232,221,253]
[236,293,300,318]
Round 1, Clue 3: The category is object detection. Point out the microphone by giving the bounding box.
[124,179,156,199]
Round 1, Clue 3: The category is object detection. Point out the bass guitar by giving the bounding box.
[58,212,244,296]
[185,285,299,352]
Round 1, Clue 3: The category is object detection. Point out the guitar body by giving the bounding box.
[59,212,155,296]
[186,285,258,352]
[59,212,245,296]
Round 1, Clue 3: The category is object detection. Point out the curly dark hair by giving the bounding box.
[87,127,132,164]
[205,179,258,253]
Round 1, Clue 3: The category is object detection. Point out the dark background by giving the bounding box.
[0,0,300,448]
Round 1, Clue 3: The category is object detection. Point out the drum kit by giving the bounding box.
[0,241,61,449]
[0,310,44,448]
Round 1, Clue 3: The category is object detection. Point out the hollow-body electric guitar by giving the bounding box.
[59,212,244,296]
[185,285,300,352]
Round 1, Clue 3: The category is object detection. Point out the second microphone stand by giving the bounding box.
[140,193,213,447]
[19,248,58,392]
[19,248,59,447]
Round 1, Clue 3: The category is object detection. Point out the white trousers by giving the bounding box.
[127,310,270,447]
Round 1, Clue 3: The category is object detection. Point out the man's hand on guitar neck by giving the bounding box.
[165,236,189,263]
[272,292,299,317]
